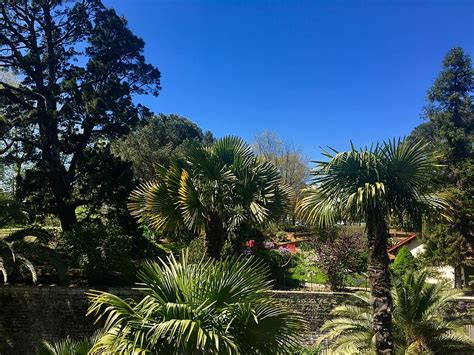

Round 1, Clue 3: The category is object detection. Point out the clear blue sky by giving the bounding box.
[104,0,473,159]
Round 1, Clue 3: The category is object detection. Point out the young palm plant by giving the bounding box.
[297,138,449,354]
[37,330,102,355]
[87,251,307,354]
[129,136,290,259]
[317,270,474,354]
[0,239,36,284]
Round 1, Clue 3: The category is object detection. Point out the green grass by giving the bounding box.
[288,251,368,288]
[289,263,327,284]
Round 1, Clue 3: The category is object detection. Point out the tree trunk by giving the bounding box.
[204,213,225,260]
[57,202,77,232]
[367,214,393,354]
[454,265,463,288]
[45,150,77,231]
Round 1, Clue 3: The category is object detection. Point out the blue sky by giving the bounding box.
[104,0,474,159]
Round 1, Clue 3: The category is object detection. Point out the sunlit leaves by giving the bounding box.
[87,251,307,354]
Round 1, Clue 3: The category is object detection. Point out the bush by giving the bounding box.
[391,246,417,276]
[187,234,206,263]
[59,221,136,285]
[253,249,300,289]
[312,226,367,290]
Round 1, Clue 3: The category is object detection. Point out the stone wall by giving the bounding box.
[0,285,472,354]
[0,285,140,355]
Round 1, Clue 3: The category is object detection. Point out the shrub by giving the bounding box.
[253,248,300,289]
[391,246,417,276]
[59,221,135,285]
[312,226,367,290]
[87,251,307,353]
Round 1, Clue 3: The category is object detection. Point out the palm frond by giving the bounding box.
[318,270,474,354]
[87,249,307,354]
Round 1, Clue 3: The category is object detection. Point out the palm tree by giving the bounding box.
[87,250,307,354]
[0,239,36,284]
[129,136,290,259]
[317,270,474,354]
[297,139,449,354]
[37,330,101,355]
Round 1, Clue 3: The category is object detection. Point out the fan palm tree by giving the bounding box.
[0,239,36,284]
[129,136,290,259]
[37,330,102,355]
[87,250,307,354]
[297,139,449,354]
[317,270,474,354]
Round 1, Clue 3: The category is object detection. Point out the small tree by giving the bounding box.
[253,131,310,224]
[313,226,367,290]
[391,247,417,277]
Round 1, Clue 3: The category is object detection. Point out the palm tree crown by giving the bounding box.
[297,139,448,226]
[129,136,290,259]
[87,251,307,354]
[317,270,474,354]
[297,138,449,354]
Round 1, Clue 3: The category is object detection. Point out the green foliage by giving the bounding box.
[295,343,321,355]
[37,330,101,355]
[421,223,467,270]
[318,270,474,354]
[112,114,213,179]
[412,47,474,285]
[59,221,136,285]
[391,246,417,277]
[186,234,206,264]
[87,250,307,354]
[0,191,29,227]
[253,249,301,289]
[0,239,36,284]
[0,1,161,230]
[312,226,367,290]
[298,138,448,352]
[129,136,290,259]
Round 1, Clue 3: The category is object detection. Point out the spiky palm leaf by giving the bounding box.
[36,330,102,355]
[317,271,474,354]
[87,250,307,354]
[0,239,37,284]
[129,136,290,257]
[297,138,451,353]
[297,139,449,226]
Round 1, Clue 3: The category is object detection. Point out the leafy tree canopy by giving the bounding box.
[112,114,213,180]
[129,136,290,259]
[411,47,474,284]
[0,0,161,230]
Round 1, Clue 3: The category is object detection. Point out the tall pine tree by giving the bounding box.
[415,48,473,287]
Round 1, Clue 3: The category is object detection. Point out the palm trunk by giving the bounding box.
[204,213,225,260]
[367,213,393,354]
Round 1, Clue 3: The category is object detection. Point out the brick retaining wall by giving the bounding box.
[0,285,472,354]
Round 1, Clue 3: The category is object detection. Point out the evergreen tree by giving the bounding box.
[415,48,474,287]
[391,247,417,277]
[0,0,161,230]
